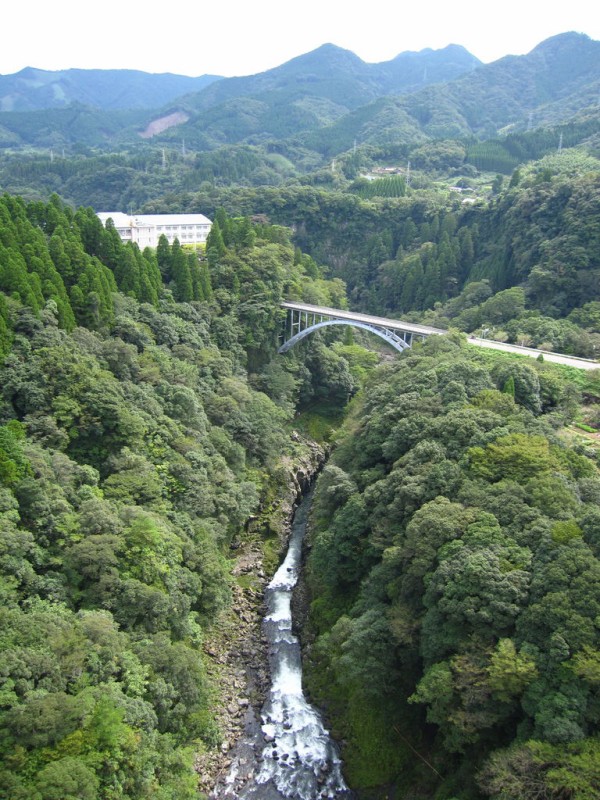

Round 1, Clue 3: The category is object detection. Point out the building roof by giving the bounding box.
[97,212,212,227]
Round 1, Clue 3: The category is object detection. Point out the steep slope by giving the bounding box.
[0,104,149,148]
[374,43,481,94]
[434,32,600,135]
[0,67,222,111]
[181,44,378,113]
[0,44,479,150]
[0,34,597,158]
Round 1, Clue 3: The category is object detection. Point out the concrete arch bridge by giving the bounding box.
[278,302,599,371]
[278,302,444,354]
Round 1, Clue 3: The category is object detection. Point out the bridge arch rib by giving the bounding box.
[278,319,411,354]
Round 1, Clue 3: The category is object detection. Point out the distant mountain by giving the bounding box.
[371,44,483,94]
[431,32,600,136]
[301,32,600,154]
[0,34,597,157]
[0,67,222,111]
[178,43,480,115]
[148,43,481,147]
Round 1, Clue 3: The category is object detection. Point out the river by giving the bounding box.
[212,489,351,799]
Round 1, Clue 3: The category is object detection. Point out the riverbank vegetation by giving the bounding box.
[305,335,600,799]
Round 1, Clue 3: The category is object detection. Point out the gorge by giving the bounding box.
[212,489,351,800]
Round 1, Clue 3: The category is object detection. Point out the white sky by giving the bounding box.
[3,0,598,77]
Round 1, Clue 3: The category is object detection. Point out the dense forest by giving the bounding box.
[1,30,600,800]
[5,121,597,359]
[137,151,600,359]
[0,195,358,799]
[305,338,600,799]
[1,191,599,799]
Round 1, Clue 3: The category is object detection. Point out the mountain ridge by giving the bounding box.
[0,33,597,156]
[175,42,482,115]
[0,67,222,112]
[297,31,600,153]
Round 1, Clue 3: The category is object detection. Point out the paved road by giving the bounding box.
[282,302,599,371]
[466,336,598,371]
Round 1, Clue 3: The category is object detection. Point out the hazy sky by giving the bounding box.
[4,0,598,77]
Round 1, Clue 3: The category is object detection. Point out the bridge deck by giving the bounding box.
[281,302,446,337]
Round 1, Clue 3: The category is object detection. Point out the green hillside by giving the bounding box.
[0,194,359,799]
[0,34,597,164]
[304,33,600,156]
[1,29,600,800]
[306,336,600,799]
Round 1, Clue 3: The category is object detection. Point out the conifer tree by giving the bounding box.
[170,240,194,302]
[205,221,226,269]
[156,234,172,280]
[198,260,212,301]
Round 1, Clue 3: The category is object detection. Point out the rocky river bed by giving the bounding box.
[209,490,350,800]
[194,440,351,799]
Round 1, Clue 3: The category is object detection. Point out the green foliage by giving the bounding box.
[0,420,31,486]
[0,192,348,798]
[306,339,600,797]
[467,433,555,482]
[478,737,600,800]
[0,48,599,793]
[487,639,538,702]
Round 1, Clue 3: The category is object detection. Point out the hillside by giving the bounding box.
[177,42,481,114]
[305,336,600,799]
[0,34,596,157]
[0,195,362,799]
[0,67,221,112]
[0,105,149,149]
[1,31,600,800]
[143,43,481,148]
[303,32,600,154]
[0,43,481,150]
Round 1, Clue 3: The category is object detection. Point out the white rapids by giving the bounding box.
[231,490,351,800]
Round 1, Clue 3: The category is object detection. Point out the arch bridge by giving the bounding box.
[278,302,444,354]
[278,302,599,370]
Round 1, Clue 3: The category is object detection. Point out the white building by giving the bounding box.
[97,212,212,250]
